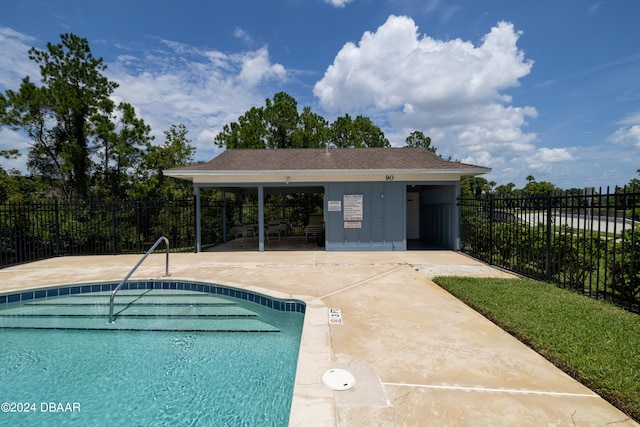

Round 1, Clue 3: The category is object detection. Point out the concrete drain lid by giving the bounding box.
[322,368,356,391]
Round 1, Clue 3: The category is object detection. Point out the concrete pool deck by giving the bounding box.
[0,250,637,426]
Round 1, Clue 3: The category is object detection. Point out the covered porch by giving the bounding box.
[194,183,325,252]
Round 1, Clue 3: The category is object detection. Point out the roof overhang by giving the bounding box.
[163,168,490,186]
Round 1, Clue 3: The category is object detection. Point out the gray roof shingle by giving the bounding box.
[169,148,489,172]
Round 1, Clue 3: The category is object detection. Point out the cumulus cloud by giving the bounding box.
[238,47,286,86]
[314,15,542,182]
[315,16,532,111]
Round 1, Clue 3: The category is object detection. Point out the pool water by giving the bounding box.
[0,287,304,426]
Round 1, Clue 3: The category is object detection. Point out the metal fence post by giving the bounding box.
[112,201,117,255]
[546,190,553,282]
[488,195,494,265]
[54,199,60,257]
[136,199,141,253]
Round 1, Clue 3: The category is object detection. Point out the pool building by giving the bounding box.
[164,147,490,252]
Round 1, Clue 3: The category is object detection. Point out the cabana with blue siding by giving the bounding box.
[164,147,490,252]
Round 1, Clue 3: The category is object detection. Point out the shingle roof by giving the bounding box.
[168,148,489,172]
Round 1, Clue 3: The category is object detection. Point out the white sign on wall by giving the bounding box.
[343,194,363,221]
[328,201,341,211]
[344,221,362,229]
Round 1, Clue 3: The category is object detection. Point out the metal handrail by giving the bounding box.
[108,236,170,324]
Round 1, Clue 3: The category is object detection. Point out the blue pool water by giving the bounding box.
[0,282,304,426]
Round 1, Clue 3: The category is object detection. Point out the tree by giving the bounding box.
[329,114,356,148]
[526,175,535,183]
[291,107,329,148]
[464,176,490,198]
[213,92,388,150]
[138,124,195,199]
[352,116,390,147]
[0,33,120,199]
[523,180,558,195]
[215,106,266,149]
[494,182,516,198]
[404,130,436,153]
[0,150,20,202]
[214,92,300,149]
[627,169,640,189]
[93,102,153,198]
[328,114,389,148]
[264,92,299,149]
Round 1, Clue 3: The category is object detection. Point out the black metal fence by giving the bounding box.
[0,199,201,266]
[0,194,323,268]
[459,186,639,311]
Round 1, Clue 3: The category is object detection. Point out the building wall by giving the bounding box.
[325,181,406,251]
[324,181,460,251]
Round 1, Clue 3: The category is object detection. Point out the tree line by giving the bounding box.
[463,171,640,199]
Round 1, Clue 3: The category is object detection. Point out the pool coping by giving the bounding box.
[0,279,306,314]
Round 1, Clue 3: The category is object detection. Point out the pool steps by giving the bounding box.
[0,289,281,332]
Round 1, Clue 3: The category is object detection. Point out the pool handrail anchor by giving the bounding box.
[108,236,170,324]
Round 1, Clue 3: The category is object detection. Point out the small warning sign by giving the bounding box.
[329,308,343,325]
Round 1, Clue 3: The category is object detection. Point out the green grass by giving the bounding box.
[433,276,640,421]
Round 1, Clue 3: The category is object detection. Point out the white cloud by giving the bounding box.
[608,125,640,147]
[0,27,39,89]
[324,0,353,7]
[0,28,40,173]
[616,111,640,126]
[609,112,640,148]
[315,16,533,112]
[234,27,254,46]
[238,47,287,86]
[108,41,287,161]
[314,15,540,179]
[523,147,574,172]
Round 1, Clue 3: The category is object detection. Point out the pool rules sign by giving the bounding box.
[343,194,363,229]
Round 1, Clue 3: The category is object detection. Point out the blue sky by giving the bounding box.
[1,0,639,189]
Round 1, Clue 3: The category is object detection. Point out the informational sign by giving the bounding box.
[344,221,361,229]
[343,194,363,221]
[328,201,341,212]
[329,308,343,325]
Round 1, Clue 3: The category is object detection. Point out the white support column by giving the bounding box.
[194,185,201,252]
[258,185,265,252]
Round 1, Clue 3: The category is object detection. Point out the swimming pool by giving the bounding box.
[0,280,305,426]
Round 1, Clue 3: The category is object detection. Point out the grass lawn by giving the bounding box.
[433,276,640,422]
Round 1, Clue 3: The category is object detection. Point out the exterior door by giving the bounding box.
[406,191,420,239]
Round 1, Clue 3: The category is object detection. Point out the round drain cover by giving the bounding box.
[321,368,356,391]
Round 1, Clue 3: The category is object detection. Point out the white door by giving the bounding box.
[406,192,420,239]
